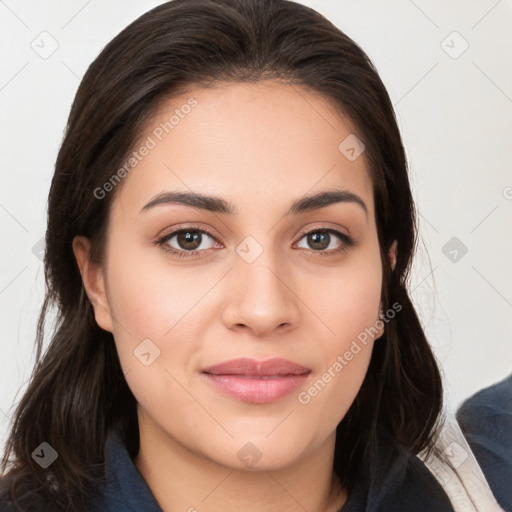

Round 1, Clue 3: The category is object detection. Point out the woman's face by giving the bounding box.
[76,80,388,470]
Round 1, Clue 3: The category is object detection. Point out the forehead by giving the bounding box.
[112,80,374,218]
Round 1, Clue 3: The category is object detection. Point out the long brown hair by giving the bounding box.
[0,0,444,509]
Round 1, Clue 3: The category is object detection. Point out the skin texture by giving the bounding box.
[73,81,397,512]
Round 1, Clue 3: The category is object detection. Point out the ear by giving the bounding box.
[375,305,385,340]
[72,236,113,332]
[388,240,398,271]
[375,240,398,341]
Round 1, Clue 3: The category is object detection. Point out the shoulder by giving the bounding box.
[456,374,512,511]
[457,374,512,427]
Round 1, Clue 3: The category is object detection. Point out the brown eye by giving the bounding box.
[305,231,330,251]
[296,229,353,254]
[157,227,219,257]
[175,231,203,251]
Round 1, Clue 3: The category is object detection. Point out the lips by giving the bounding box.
[201,357,311,377]
[201,358,312,403]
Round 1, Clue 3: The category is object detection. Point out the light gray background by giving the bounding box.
[1,0,511,453]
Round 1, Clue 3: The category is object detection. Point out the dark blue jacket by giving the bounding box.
[456,374,512,512]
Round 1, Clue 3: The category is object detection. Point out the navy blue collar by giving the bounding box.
[92,424,454,512]
[92,426,163,511]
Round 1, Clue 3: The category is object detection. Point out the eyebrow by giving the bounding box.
[139,188,368,218]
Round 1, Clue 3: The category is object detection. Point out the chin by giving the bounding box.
[205,436,309,472]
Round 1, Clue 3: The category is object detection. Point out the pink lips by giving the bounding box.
[201,357,311,404]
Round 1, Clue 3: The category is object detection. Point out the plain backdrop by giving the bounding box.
[1,0,511,453]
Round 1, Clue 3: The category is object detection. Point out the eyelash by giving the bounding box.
[155,224,354,259]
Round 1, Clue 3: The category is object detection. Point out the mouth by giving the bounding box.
[201,357,312,404]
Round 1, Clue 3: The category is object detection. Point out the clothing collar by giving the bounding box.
[95,424,163,511]
[96,423,454,512]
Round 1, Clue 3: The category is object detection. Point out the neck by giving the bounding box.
[133,411,347,512]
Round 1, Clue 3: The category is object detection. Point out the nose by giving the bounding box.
[221,258,301,338]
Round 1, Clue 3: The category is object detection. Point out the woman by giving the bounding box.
[0,0,502,510]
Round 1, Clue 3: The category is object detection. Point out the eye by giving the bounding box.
[295,228,354,256]
[155,226,220,258]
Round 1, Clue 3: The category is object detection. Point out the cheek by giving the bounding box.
[296,343,373,444]
[102,236,226,405]
[104,240,210,339]
[296,283,380,435]
[297,246,382,423]
[101,239,183,375]
[312,243,383,347]
[103,254,204,416]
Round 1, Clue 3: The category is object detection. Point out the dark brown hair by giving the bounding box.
[0,0,444,509]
